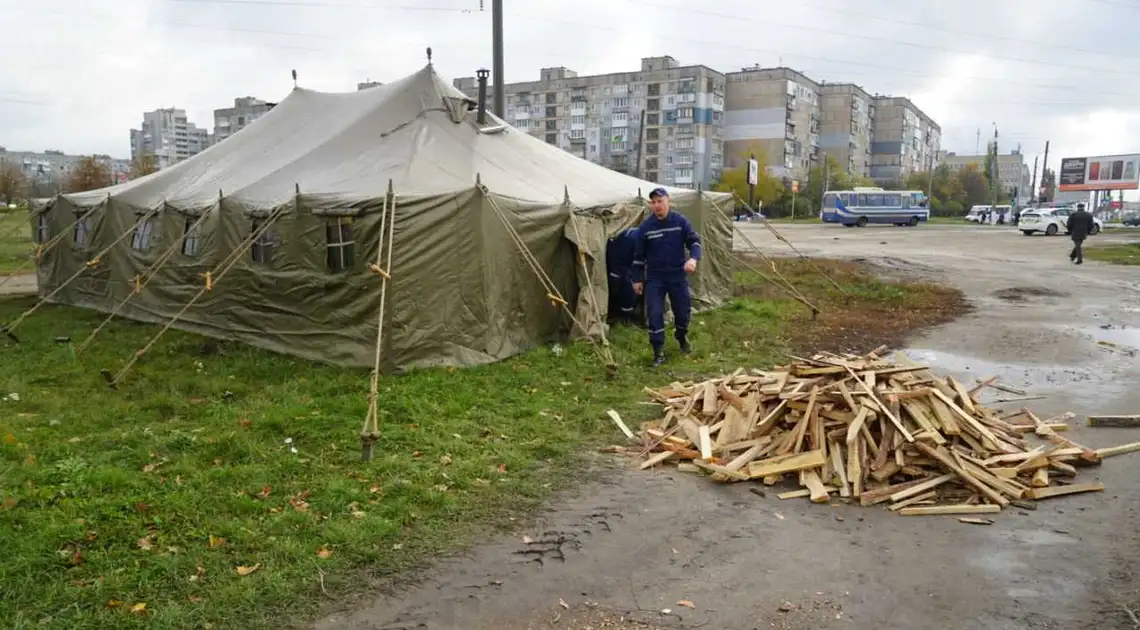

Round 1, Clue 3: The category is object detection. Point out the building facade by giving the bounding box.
[453,55,726,189]
[0,148,130,195]
[130,108,210,169]
[869,96,941,185]
[357,81,383,91]
[818,83,873,179]
[941,150,1032,197]
[723,67,820,181]
[213,97,275,144]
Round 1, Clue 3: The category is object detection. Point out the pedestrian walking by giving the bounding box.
[1066,202,1095,265]
[605,227,640,324]
[631,187,702,367]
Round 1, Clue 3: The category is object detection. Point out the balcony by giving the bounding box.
[785,125,796,140]
[786,96,797,110]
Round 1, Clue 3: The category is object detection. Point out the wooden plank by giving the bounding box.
[845,366,914,442]
[928,396,961,436]
[723,443,765,472]
[639,450,675,470]
[888,490,938,511]
[947,376,977,415]
[606,410,635,439]
[830,440,850,497]
[870,461,900,483]
[889,473,955,503]
[676,462,700,473]
[900,504,1002,516]
[692,459,750,482]
[801,470,831,503]
[752,400,787,437]
[1096,442,1140,458]
[1087,415,1140,428]
[747,449,827,479]
[846,406,869,446]
[958,517,995,525]
[1030,468,1049,488]
[1024,482,1105,500]
[914,442,1010,507]
[930,389,1006,452]
[697,425,713,461]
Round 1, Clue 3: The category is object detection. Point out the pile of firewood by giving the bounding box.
[612,346,1140,518]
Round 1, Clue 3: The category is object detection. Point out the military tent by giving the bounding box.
[30,64,734,372]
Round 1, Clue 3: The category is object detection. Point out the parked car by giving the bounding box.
[1124,214,1140,227]
[1020,207,1102,236]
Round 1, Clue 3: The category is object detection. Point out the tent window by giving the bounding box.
[131,217,155,251]
[325,217,355,273]
[74,215,92,249]
[250,219,275,264]
[34,214,50,243]
[181,218,202,257]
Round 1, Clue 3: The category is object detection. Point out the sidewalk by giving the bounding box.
[0,273,36,297]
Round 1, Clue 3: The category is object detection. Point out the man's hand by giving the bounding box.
[683,258,697,274]
[632,282,643,295]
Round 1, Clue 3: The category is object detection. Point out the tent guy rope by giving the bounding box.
[725,191,850,297]
[361,189,396,462]
[76,208,214,356]
[102,207,286,389]
[3,208,161,341]
[484,191,615,369]
[564,204,617,373]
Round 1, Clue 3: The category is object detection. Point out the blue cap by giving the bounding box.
[648,187,668,199]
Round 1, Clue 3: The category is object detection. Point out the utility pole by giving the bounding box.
[491,0,504,118]
[975,128,980,155]
[1029,155,1038,208]
[634,108,646,179]
[1040,140,1050,205]
[747,153,757,209]
[926,153,934,200]
[990,124,999,214]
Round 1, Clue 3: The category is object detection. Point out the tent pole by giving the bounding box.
[4,207,161,340]
[361,182,396,461]
[563,188,617,375]
[104,206,286,389]
[77,204,212,356]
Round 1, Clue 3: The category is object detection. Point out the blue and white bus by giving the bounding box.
[820,187,930,227]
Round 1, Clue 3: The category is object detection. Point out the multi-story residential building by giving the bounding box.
[357,80,383,91]
[723,66,820,181]
[869,96,941,185]
[818,83,873,179]
[213,97,275,144]
[453,55,726,189]
[941,149,1032,197]
[130,108,210,169]
[0,148,130,194]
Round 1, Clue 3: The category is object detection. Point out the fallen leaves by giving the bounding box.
[130,602,147,614]
[188,566,206,582]
[235,564,261,576]
[347,502,366,519]
[289,491,311,512]
[208,535,226,549]
[677,600,696,609]
[137,536,154,551]
[238,418,252,430]
[68,548,85,567]
[2,496,17,509]
[141,460,166,474]
[2,432,17,445]
[317,545,333,559]
[439,454,452,466]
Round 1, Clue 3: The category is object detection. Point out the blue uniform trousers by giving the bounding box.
[608,272,637,321]
[645,277,691,348]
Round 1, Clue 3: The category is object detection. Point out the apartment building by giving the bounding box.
[453,55,726,189]
[130,108,210,169]
[723,66,820,181]
[357,80,383,91]
[213,97,275,144]
[0,148,130,194]
[941,150,1032,196]
[817,83,873,179]
[869,96,941,185]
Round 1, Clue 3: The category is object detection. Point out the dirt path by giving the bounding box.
[315,224,1140,630]
[0,273,36,296]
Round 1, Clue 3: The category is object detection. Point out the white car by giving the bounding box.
[1019,207,1102,236]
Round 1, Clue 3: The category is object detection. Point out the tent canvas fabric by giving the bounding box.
[31,64,734,372]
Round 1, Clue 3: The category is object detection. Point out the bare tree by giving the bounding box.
[65,157,112,193]
[0,159,29,205]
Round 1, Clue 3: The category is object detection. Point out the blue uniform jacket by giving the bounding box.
[632,211,702,283]
[606,228,638,280]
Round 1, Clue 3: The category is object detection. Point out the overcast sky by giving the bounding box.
[3,0,1139,186]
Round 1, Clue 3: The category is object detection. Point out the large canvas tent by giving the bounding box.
[30,64,734,372]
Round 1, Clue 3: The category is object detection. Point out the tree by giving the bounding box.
[957,164,990,208]
[65,157,112,193]
[130,153,158,179]
[714,146,784,210]
[0,159,28,205]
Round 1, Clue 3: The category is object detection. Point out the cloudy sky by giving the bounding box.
[3,0,1139,186]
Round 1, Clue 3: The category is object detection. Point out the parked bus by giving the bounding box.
[820,188,930,227]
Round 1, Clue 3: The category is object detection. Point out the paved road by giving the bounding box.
[0,273,35,297]
[323,224,1140,628]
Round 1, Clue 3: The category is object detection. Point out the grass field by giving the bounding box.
[0,259,967,629]
[1085,242,1140,265]
[0,210,33,275]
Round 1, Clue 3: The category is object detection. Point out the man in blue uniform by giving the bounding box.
[632,187,702,367]
[605,227,639,324]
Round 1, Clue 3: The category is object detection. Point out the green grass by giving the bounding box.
[0,261,960,629]
[0,210,33,275]
[1085,242,1140,265]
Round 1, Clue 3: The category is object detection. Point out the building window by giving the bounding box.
[646,158,658,170]
[34,214,49,243]
[131,216,155,251]
[570,129,585,139]
[545,106,557,118]
[250,219,276,264]
[646,143,658,155]
[646,128,659,141]
[678,107,693,119]
[646,170,658,181]
[545,93,556,104]
[181,217,201,257]
[648,84,660,97]
[546,133,557,144]
[546,120,557,131]
[613,111,628,123]
[613,97,629,108]
[74,215,92,249]
[647,113,660,125]
[325,217,355,273]
[648,99,659,111]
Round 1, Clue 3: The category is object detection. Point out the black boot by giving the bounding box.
[652,347,666,367]
[678,335,691,354]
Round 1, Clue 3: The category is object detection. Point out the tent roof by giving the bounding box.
[67,65,724,210]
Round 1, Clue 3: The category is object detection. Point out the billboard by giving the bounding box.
[1058,154,1140,191]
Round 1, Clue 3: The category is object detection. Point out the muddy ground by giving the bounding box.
[332,225,1134,628]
